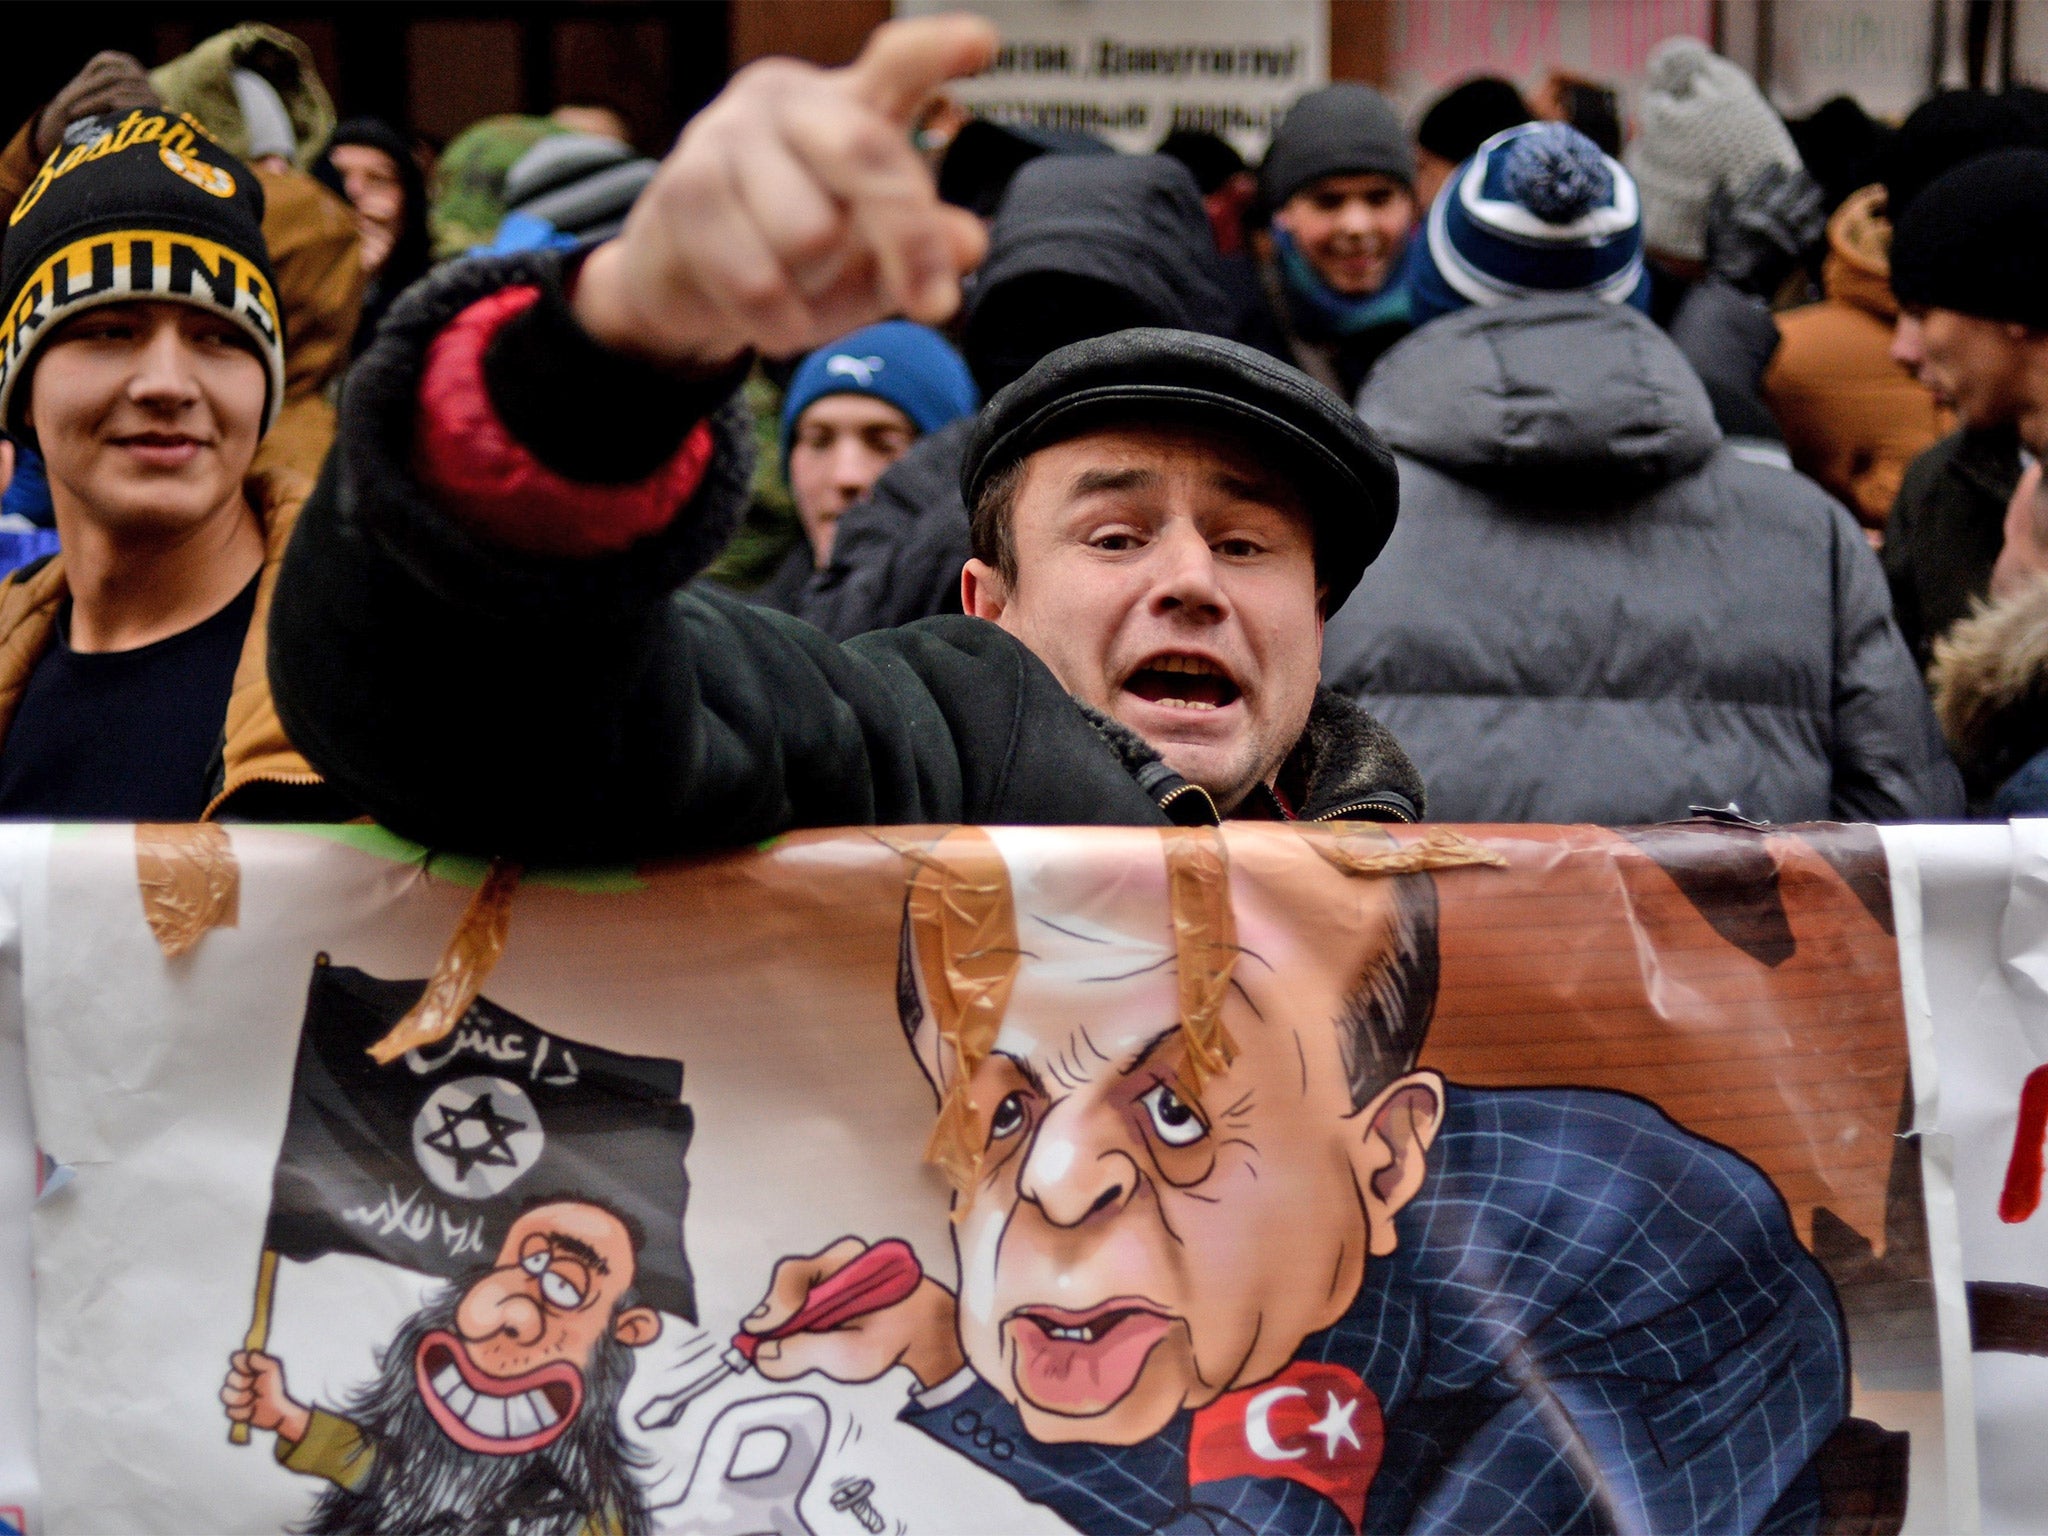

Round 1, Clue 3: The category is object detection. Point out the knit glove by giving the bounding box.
[1704,162,1826,298]
[33,52,161,161]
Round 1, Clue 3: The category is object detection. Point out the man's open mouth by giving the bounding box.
[414,1330,583,1456]
[1006,1300,1179,1416]
[1121,655,1242,713]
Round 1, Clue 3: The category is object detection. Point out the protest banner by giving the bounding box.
[7,819,1969,1532]
[1382,0,1710,115]
[1884,820,2048,1535]
[897,0,1326,158]
[0,832,36,1536]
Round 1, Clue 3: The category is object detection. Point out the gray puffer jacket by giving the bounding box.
[1322,297,1964,825]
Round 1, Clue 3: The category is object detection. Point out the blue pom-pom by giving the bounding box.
[1499,124,1614,223]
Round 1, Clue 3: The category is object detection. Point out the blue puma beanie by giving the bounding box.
[780,322,979,468]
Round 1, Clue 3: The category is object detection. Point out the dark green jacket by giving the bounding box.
[1883,424,2022,669]
[269,254,1422,865]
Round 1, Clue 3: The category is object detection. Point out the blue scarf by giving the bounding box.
[1274,225,1414,338]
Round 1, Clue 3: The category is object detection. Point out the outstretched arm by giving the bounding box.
[268,18,1000,862]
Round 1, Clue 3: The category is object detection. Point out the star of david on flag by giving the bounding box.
[1187,1359,1386,1533]
[257,957,697,1320]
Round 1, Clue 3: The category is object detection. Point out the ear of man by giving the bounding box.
[612,1305,662,1347]
[961,556,1007,620]
[1345,1069,1447,1258]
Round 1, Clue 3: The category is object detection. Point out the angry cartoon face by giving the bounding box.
[902,829,1445,1447]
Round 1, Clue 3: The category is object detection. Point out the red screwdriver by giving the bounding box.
[636,1240,925,1430]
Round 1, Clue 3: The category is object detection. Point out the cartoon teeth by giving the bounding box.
[427,1364,560,1440]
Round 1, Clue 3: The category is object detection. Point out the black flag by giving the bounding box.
[262,959,696,1321]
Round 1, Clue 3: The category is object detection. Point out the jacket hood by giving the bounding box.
[1821,183,1897,320]
[967,154,1231,337]
[150,23,336,172]
[1930,574,2048,793]
[1360,296,1721,494]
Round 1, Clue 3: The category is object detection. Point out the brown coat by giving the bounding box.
[1764,184,1950,530]
[0,467,325,819]
[0,119,364,483]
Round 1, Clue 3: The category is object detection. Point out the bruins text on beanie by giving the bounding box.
[0,108,283,437]
[1259,83,1415,210]
[1890,148,2048,331]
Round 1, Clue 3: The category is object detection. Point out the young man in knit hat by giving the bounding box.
[751,319,978,611]
[1240,82,1419,398]
[0,109,335,820]
[1885,146,2048,666]
[267,15,1427,863]
[1324,121,1961,826]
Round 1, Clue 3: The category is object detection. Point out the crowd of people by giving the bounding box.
[0,15,2043,847]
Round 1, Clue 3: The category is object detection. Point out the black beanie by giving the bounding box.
[1890,148,2048,330]
[0,109,283,437]
[1258,83,1414,209]
[1417,77,1531,164]
[1882,89,2033,218]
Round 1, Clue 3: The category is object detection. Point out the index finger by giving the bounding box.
[840,14,998,125]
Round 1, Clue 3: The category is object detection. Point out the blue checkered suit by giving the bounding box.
[903,1085,1845,1534]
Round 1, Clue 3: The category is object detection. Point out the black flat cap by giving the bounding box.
[960,328,1399,610]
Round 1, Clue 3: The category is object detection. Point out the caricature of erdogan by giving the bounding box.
[743,826,1849,1535]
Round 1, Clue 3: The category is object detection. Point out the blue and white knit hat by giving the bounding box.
[780,321,979,468]
[1408,122,1649,326]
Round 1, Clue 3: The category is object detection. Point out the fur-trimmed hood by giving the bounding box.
[1930,574,2048,796]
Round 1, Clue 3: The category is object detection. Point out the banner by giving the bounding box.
[897,0,1327,159]
[1885,820,2048,1534]
[3,818,1966,1534]
[0,831,35,1536]
[1383,0,1711,117]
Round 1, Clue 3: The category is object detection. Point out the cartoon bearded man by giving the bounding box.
[222,1197,662,1536]
[743,826,1850,1534]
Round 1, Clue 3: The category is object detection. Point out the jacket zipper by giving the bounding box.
[203,768,325,823]
[1309,795,1418,824]
[1155,782,1220,824]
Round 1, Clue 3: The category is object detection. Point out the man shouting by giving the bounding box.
[222,1198,662,1536]
[268,15,1422,862]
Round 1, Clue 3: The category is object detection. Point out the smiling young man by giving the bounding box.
[1239,84,1420,400]
[0,109,333,820]
[269,16,1422,864]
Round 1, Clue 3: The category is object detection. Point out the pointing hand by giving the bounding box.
[573,14,998,368]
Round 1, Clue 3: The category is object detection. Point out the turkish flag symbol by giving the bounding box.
[1187,1359,1385,1533]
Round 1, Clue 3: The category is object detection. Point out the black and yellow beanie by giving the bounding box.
[0,109,284,436]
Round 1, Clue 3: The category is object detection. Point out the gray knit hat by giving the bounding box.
[1627,37,1800,262]
[1258,83,1414,209]
[502,132,655,243]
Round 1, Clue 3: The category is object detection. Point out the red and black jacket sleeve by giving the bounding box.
[267,251,1156,862]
